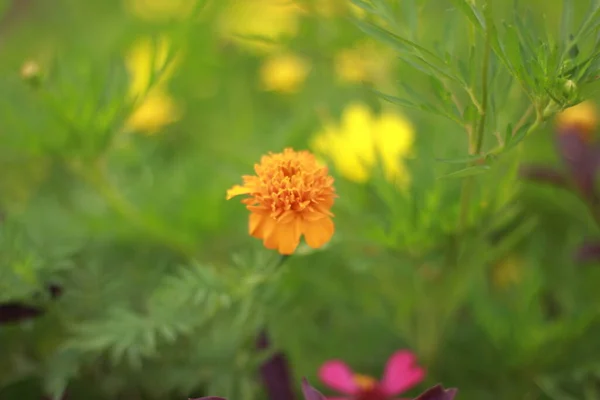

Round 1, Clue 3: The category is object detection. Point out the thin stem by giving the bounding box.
[512,104,534,136]
[473,30,491,155]
[459,17,492,231]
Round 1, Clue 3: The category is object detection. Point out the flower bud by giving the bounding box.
[20,60,42,87]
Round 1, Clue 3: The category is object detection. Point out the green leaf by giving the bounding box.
[560,0,574,45]
[375,89,463,125]
[352,18,462,83]
[349,0,377,14]
[435,154,485,164]
[449,0,485,30]
[437,165,491,179]
[505,121,532,150]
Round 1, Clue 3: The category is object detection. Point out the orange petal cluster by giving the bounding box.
[227,148,337,255]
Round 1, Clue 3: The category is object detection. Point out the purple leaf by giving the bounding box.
[0,303,42,323]
[413,384,458,400]
[557,130,600,201]
[257,330,296,400]
[301,378,327,400]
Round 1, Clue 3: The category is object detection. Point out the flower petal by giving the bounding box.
[302,217,334,249]
[380,351,425,395]
[301,378,328,400]
[261,218,302,255]
[226,184,254,200]
[318,361,358,395]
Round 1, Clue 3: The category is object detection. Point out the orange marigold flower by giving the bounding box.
[226,148,337,255]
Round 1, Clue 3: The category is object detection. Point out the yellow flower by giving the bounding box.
[218,0,304,53]
[556,100,597,142]
[226,148,337,255]
[311,103,414,187]
[260,53,310,94]
[124,36,181,133]
[125,90,181,134]
[126,36,177,99]
[124,0,196,21]
[334,40,394,85]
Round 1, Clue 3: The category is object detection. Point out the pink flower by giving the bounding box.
[318,350,426,400]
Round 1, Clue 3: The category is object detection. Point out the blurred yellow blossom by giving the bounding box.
[124,36,182,134]
[260,53,310,94]
[556,100,597,142]
[124,0,196,21]
[310,103,415,187]
[218,0,304,53]
[334,40,395,86]
[125,90,182,134]
[126,36,178,98]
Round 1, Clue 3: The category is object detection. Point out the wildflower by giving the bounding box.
[334,41,394,85]
[226,148,336,255]
[126,36,178,99]
[311,103,414,187]
[218,0,304,53]
[260,53,310,94]
[124,36,181,133]
[555,101,599,201]
[124,90,181,134]
[556,101,598,142]
[318,350,425,400]
[124,0,196,21]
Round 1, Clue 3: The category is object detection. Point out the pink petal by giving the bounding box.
[380,351,426,395]
[318,360,359,395]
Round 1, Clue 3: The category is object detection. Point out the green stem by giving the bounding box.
[69,159,196,259]
[459,19,492,232]
[473,26,491,154]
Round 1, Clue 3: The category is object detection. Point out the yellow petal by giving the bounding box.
[226,184,253,200]
[302,217,334,249]
[274,218,302,255]
[126,36,176,99]
[125,90,180,134]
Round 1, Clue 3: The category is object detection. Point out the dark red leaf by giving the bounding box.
[413,384,458,400]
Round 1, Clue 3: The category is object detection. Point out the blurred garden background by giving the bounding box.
[1,0,600,399]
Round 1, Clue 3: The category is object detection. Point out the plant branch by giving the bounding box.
[459,17,492,232]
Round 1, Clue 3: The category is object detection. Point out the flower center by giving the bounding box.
[353,374,388,400]
[253,148,334,219]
